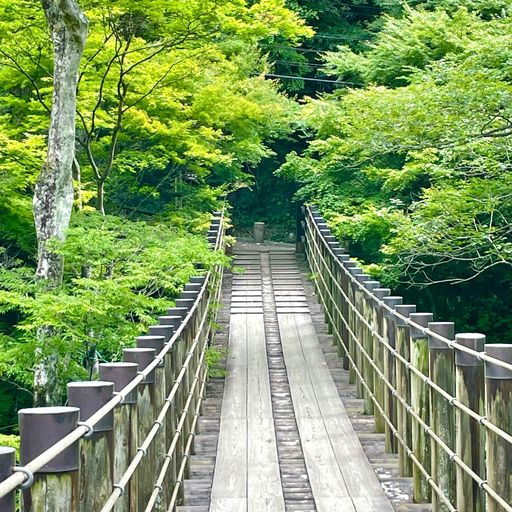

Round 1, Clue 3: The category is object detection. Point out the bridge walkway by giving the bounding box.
[209,244,393,512]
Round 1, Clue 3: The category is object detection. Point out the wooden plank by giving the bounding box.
[212,311,283,511]
[231,308,264,314]
[275,307,310,314]
[315,498,357,512]
[210,498,246,512]
[278,314,350,502]
[279,313,393,509]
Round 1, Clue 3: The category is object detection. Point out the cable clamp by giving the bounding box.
[154,420,163,428]
[479,479,488,489]
[13,466,34,490]
[449,397,457,406]
[137,446,147,456]
[78,421,94,439]
[478,415,487,425]
[154,483,163,492]
[113,483,125,495]
[156,356,164,365]
[137,371,145,376]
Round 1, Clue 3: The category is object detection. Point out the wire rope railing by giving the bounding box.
[301,204,512,512]
[0,210,227,512]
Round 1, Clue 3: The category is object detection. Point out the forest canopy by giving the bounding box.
[0,0,311,418]
[279,0,512,341]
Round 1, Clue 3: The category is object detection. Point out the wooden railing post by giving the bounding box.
[0,447,15,512]
[395,304,416,477]
[137,335,167,508]
[148,324,176,508]
[409,312,433,503]
[347,262,363,384]
[345,263,361,385]
[382,296,403,453]
[19,407,80,512]
[354,273,371,400]
[428,321,456,512]
[123,347,157,512]
[336,253,351,367]
[484,343,512,512]
[454,333,485,512]
[362,280,380,415]
[67,381,115,512]
[99,362,139,512]
[371,288,391,434]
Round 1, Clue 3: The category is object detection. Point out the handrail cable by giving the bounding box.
[305,208,512,447]
[305,210,512,512]
[0,210,225,499]
[306,207,512,372]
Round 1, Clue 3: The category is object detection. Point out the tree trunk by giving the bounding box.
[33,0,88,406]
[97,178,105,215]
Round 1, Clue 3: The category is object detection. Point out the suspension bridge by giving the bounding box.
[0,207,511,512]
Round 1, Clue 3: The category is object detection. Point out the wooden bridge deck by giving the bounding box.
[210,244,393,512]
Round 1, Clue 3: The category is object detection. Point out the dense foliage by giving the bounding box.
[280,0,512,340]
[0,0,311,424]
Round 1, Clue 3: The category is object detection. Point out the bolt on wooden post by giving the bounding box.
[19,407,80,512]
[395,304,416,477]
[123,347,157,512]
[454,333,485,512]
[0,447,15,512]
[428,321,456,512]
[99,361,139,512]
[67,381,114,512]
[371,288,391,434]
[485,343,512,512]
[409,312,433,503]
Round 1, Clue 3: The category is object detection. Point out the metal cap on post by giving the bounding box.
[428,322,455,349]
[363,281,380,293]
[167,306,189,319]
[159,316,182,332]
[373,288,392,306]
[175,298,194,311]
[409,312,434,339]
[184,283,201,292]
[383,296,403,317]
[123,348,156,384]
[137,335,166,366]
[99,362,138,404]
[189,276,206,285]
[19,407,80,472]
[395,305,417,327]
[67,381,115,432]
[455,333,485,367]
[485,344,512,379]
[148,324,174,342]
[355,273,370,284]
[0,447,15,511]
[180,290,198,301]
[348,266,363,276]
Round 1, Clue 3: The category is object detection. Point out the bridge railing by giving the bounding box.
[303,205,512,512]
[0,210,226,512]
